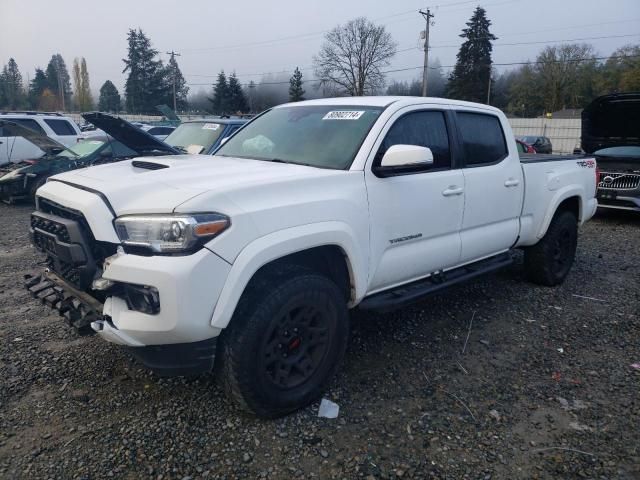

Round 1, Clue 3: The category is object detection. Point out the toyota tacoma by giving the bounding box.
[25,97,598,417]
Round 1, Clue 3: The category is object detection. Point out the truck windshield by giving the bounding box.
[215,105,384,169]
[164,122,224,154]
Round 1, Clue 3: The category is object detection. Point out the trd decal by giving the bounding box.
[576,160,595,168]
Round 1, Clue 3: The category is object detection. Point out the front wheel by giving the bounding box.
[524,210,578,286]
[216,268,349,418]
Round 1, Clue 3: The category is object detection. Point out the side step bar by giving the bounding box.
[359,252,513,311]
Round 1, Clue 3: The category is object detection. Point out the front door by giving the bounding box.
[365,107,465,293]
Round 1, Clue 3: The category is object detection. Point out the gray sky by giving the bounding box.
[1,0,639,97]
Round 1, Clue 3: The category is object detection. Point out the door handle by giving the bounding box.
[504,178,520,187]
[442,186,464,196]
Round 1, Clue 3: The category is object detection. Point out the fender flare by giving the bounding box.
[210,221,367,329]
[536,186,584,239]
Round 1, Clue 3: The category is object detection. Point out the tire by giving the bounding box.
[524,210,578,286]
[216,267,349,418]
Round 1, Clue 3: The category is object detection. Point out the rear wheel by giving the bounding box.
[524,210,578,286]
[216,267,349,418]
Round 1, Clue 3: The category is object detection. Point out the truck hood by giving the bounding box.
[581,92,640,153]
[49,155,344,215]
[81,112,179,156]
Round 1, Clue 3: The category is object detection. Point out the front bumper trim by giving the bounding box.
[124,337,218,377]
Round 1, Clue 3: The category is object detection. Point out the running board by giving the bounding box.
[359,252,513,311]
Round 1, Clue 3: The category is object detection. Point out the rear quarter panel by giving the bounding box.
[517,157,597,246]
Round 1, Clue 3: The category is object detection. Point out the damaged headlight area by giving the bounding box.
[114,213,230,254]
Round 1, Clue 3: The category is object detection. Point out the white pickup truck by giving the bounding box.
[26,97,598,417]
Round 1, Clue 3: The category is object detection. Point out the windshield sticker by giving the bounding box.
[202,123,220,130]
[322,110,365,120]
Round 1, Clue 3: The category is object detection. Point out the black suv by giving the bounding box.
[518,136,552,154]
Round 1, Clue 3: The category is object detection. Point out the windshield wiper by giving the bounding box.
[172,145,187,153]
[268,158,315,168]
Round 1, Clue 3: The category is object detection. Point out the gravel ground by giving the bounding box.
[0,202,638,480]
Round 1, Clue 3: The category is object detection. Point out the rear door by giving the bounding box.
[43,118,79,147]
[365,106,465,292]
[455,110,524,263]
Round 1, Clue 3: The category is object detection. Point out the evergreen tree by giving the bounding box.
[122,28,170,114]
[1,58,26,110]
[45,54,72,110]
[209,71,229,115]
[446,7,496,103]
[288,67,305,102]
[79,58,93,111]
[165,54,189,111]
[28,68,49,109]
[98,80,121,112]
[227,73,248,113]
[0,71,5,109]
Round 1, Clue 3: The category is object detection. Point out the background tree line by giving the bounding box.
[1,10,638,117]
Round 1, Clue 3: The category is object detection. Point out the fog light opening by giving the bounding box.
[123,284,160,315]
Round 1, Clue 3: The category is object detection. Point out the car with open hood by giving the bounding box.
[162,118,248,154]
[0,115,178,203]
[582,92,640,212]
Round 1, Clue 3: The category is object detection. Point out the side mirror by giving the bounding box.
[379,144,434,169]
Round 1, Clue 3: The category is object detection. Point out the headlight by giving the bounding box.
[114,213,230,253]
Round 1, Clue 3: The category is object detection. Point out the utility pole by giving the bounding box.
[166,50,181,112]
[419,8,434,97]
[486,70,492,105]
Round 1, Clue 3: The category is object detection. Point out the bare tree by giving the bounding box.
[314,17,397,96]
[535,44,596,112]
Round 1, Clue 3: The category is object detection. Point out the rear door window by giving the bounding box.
[456,112,507,166]
[44,119,77,136]
[7,118,46,135]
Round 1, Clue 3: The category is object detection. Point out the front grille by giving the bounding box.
[30,215,71,243]
[34,197,117,290]
[38,197,87,225]
[598,172,640,190]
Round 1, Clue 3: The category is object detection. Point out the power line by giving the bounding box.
[178,0,524,55]
[429,32,639,49]
[185,54,640,87]
[182,32,639,83]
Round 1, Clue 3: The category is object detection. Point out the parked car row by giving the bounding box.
[0,112,247,203]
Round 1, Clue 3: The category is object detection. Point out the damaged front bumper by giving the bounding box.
[24,269,102,333]
[24,245,231,376]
